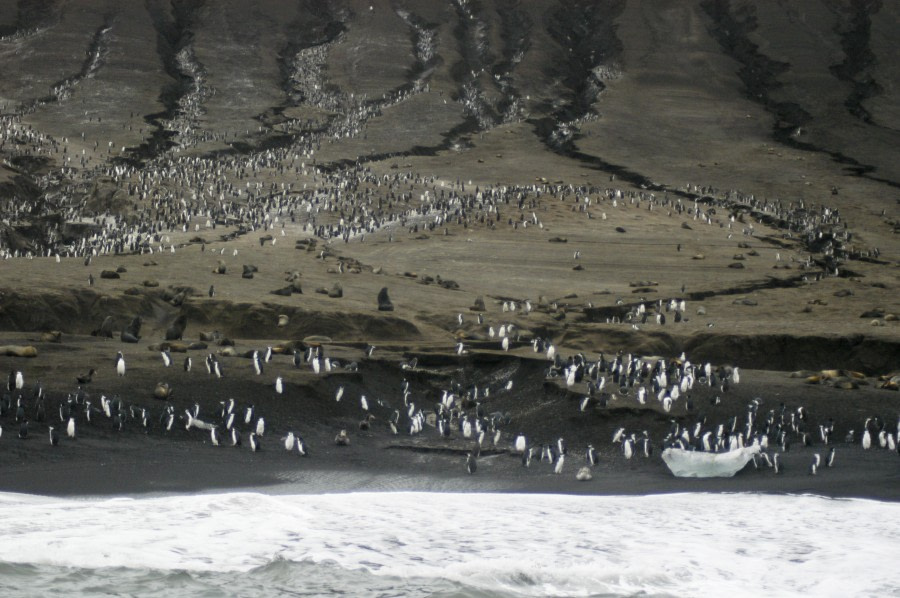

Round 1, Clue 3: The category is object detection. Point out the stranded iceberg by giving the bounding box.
[661,446,760,478]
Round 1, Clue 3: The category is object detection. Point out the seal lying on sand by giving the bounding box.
[0,345,38,357]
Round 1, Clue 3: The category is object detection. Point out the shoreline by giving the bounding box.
[3,438,898,502]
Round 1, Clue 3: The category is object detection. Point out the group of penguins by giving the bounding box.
[5,338,900,481]
[0,364,302,456]
[543,346,739,414]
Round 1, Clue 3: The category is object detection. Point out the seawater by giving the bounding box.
[0,491,897,597]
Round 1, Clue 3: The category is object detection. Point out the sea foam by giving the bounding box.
[0,491,897,597]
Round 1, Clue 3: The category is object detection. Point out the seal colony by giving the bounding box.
[0,1,898,497]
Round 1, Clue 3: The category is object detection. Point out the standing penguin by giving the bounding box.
[115,352,126,376]
[554,453,566,474]
[49,426,59,446]
[466,452,477,474]
[586,445,598,466]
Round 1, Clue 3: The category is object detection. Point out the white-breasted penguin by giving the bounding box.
[554,453,565,474]
[115,352,126,376]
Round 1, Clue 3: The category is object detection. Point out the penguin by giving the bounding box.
[554,453,566,474]
[826,447,836,467]
[18,421,28,439]
[249,432,260,452]
[252,351,263,375]
[184,356,192,372]
[255,417,265,437]
[514,433,527,454]
[360,395,369,411]
[115,352,126,376]
[283,431,296,451]
[466,452,477,474]
[556,437,567,457]
[34,397,47,422]
[161,350,172,367]
[773,452,782,474]
[623,436,634,460]
[14,371,24,390]
[67,417,76,439]
[49,426,59,446]
[274,376,283,394]
[210,427,220,446]
[335,429,350,446]
[335,386,344,402]
[586,444,598,466]
[296,436,309,456]
[231,428,242,447]
[861,419,872,450]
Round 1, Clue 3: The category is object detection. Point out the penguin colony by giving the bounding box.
[0,6,894,487]
[2,333,898,483]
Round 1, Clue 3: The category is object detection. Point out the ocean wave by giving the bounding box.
[0,492,897,597]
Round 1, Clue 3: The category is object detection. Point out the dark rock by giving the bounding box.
[328,283,343,298]
[733,298,757,306]
[116,265,128,273]
[615,227,626,233]
[143,279,159,287]
[548,237,568,243]
[470,296,486,311]
[100,270,120,279]
[271,286,293,296]
[833,289,852,297]
[728,262,745,269]
[214,261,226,274]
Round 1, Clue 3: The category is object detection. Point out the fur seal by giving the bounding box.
[165,314,188,341]
[40,331,62,343]
[121,317,142,343]
[377,287,394,311]
[0,345,38,358]
[154,382,172,400]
